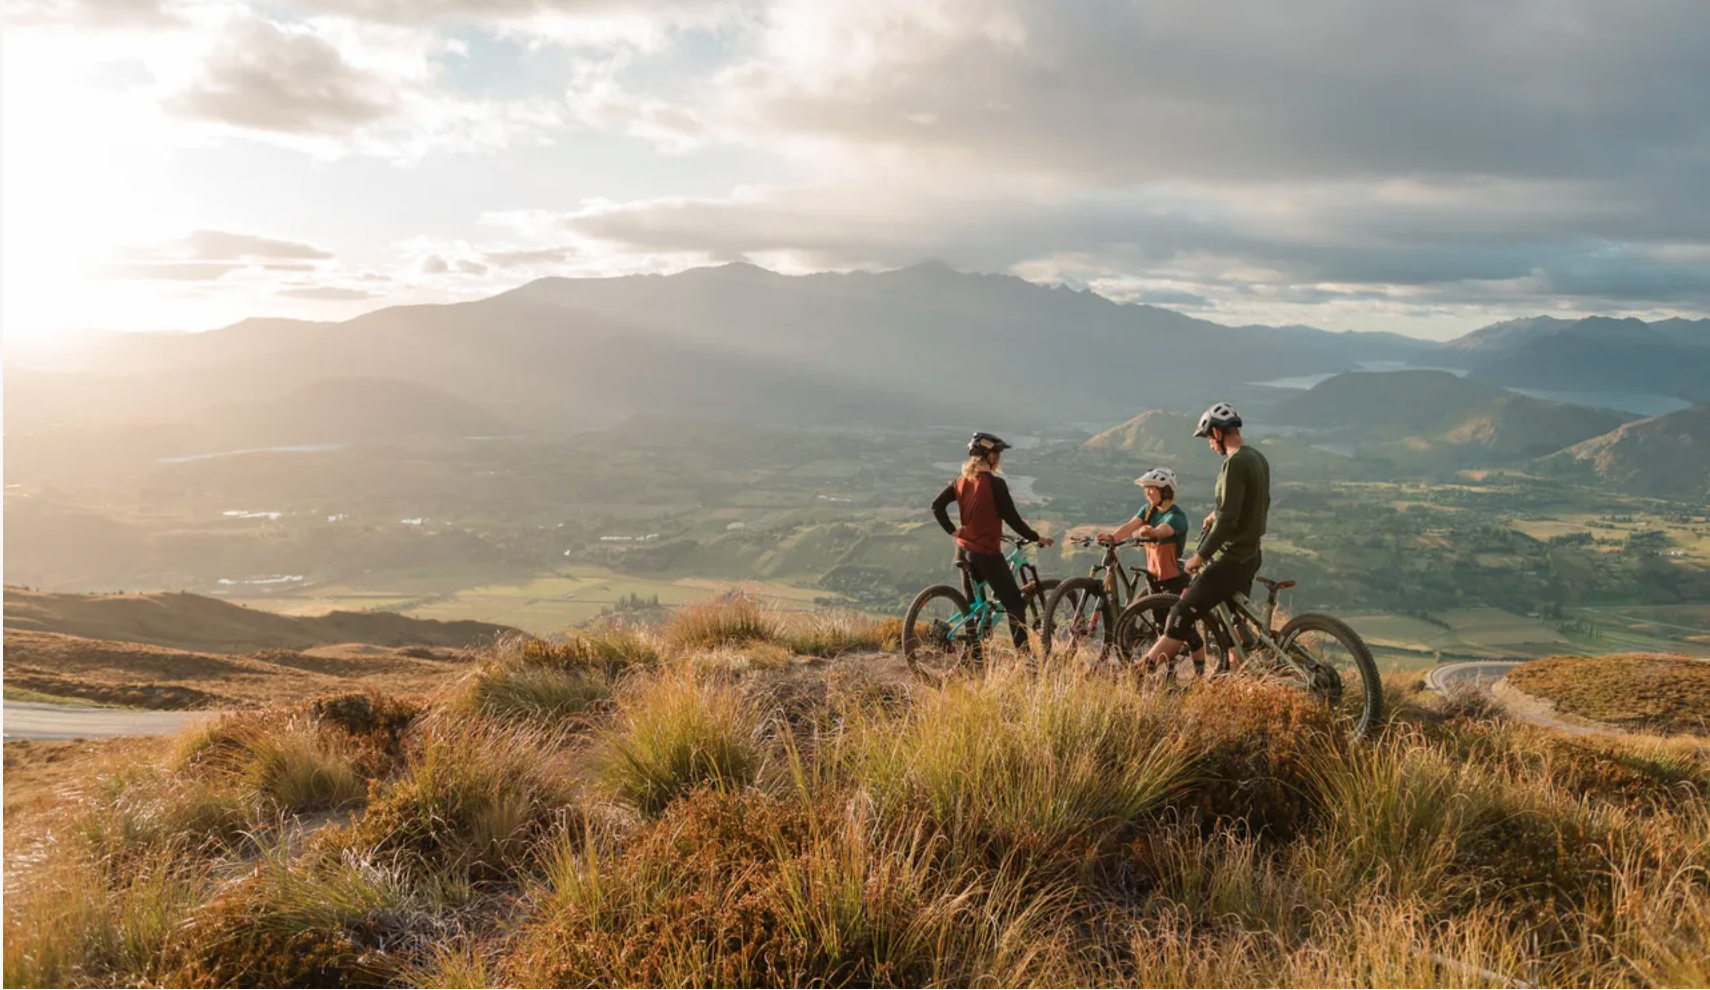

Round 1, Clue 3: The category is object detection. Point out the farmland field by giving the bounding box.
[232,565,832,636]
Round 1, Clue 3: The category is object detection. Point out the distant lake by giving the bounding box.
[1246,364,1687,418]
[158,442,348,464]
[1246,361,1469,390]
[1502,388,1690,418]
[931,463,1045,504]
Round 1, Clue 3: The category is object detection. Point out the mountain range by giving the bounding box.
[1411,315,1710,402]
[7,262,1429,436]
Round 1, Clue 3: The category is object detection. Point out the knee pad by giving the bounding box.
[1164,600,1199,641]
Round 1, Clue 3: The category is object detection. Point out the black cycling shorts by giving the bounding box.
[1165,552,1261,642]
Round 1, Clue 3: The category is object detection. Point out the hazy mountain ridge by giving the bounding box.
[1541,403,1710,500]
[1273,370,1631,460]
[1416,315,1710,402]
[7,263,1432,434]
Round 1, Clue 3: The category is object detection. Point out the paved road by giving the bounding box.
[3,702,214,741]
[1423,660,1521,693]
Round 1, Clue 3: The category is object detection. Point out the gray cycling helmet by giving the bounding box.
[1193,402,1242,438]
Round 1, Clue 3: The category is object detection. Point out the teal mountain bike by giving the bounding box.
[901,537,1059,683]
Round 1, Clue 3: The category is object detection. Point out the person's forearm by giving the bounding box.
[1113,518,1143,540]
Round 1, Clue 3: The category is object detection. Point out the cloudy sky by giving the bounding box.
[5,0,1708,340]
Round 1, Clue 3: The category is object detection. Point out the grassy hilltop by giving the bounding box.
[6,596,1709,988]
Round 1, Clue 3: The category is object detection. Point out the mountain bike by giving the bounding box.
[901,537,1059,683]
[1038,536,1163,662]
[1115,572,1385,737]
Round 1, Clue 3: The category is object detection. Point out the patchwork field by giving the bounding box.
[231,567,831,636]
[1343,607,1575,662]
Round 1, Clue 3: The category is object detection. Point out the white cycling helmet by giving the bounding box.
[1193,401,1242,438]
[1135,467,1178,489]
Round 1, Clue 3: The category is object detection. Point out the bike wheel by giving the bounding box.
[1116,593,1231,680]
[1275,612,1385,738]
[902,584,978,684]
[1040,576,1113,663]
[1017,577,1058,661]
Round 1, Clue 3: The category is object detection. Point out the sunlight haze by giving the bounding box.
[6,0,1709,339]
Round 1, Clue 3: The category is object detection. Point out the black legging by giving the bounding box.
[959,549,1030,649]
[1165,552,1261,646]
[1155,574,1205,653]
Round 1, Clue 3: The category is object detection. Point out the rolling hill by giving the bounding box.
[6,262,1430,432]
[1541,402,1710,500]
[1273,370,1631,460]
[3,586,518,653]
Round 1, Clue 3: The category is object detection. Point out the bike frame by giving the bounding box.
[949,538,1040,641]
[1206,588,1308,678]
[1070,537,1158,610]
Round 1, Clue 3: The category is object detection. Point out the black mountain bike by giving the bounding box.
[901,537,1059,683]
[1115,572,1385,737]
[1039,536,1165,661]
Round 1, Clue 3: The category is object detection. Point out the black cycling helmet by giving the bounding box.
[968,432,1012,456]
[1193,402,1242,438]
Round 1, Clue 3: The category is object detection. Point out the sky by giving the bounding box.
[4,0,1709,342]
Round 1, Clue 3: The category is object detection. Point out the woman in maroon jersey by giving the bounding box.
[930,432,1054,648]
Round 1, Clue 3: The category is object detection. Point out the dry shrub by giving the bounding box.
[505,789,1080,987]
[1173,676,1342,837]
[159,857,403,988]
[314,718,579,881]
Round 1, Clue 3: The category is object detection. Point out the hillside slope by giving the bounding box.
[1541,402,1710,499]
[2,628,468,709]
[1274,370,1629,459]
[3,587,517,654]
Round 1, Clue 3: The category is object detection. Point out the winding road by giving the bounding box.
[3,702,213,741]
[1423,660,1520,694]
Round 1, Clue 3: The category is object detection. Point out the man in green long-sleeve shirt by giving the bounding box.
[1141,401,1270,678]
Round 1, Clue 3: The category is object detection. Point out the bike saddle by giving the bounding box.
[1256,577,1296,591]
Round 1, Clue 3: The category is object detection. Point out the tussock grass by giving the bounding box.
[455,662,612,724]
[848,666,1194,859]
[3,849,207,989]
[597,668,764,817]
[314,718,580,881]
[12,626,1710,988]
[663,590,782,650]
[776,609,895,657]
[489,626,664,678]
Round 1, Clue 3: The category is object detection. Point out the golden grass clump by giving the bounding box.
[597,668,765,817]
[10,627,1710,989]
[663,590,783,650]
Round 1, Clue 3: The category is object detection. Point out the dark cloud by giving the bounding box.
[421,255,451,274]
[452,258,489,274]
[725,0,1710,194]
[170,19,398,135]
[276,286,385,300]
